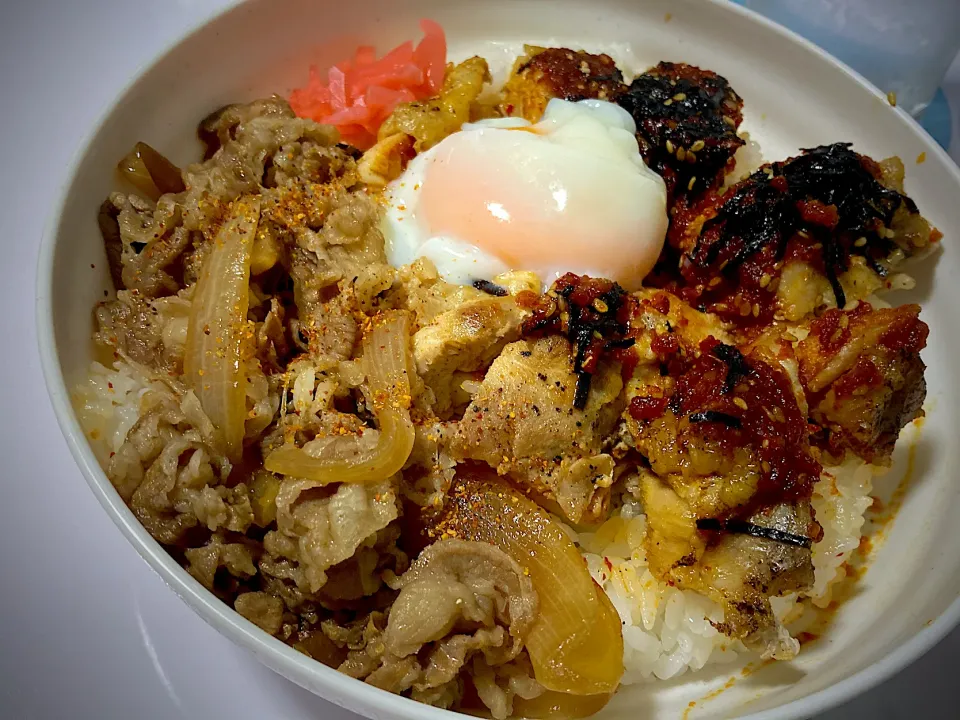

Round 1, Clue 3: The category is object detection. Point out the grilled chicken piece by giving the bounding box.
[378,56,491,153]
[683,499,815,658]
[626,303,764,527]
[796,302,928,464]
[625,310,820,654]
[641,470,814,658]
[501,46,627,122]
[452,336,624,524]
[413,295,528,417]
[624,288,732,397]
[361,57,492,187]
[617,62,744,208]
[638,470,704,576]
[628,332,819,516]
[669,143,939,326]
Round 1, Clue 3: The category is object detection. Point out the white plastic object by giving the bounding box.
[744,0,960,117]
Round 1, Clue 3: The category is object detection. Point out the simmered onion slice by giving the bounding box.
[184,197,260,461]
[117,141,186,200]
[265,312,416,484]
[513,690,612,719]
[431,470,624,695]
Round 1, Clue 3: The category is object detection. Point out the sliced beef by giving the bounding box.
[326,539,539,718]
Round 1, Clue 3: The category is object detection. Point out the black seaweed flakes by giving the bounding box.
[618,62,744,200]
[522,274,635,410]
[696,517,813,549]
[691,143,910,307]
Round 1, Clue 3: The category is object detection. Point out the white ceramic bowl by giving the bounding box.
[36,0,960,718]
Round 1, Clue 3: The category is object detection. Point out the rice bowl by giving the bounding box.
[37,1,960,719]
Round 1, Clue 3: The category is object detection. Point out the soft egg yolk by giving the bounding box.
[412,100,668,290]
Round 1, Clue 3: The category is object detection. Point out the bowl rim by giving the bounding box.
[35,0,960,718]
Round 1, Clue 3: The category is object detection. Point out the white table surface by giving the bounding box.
[1,1,958,718]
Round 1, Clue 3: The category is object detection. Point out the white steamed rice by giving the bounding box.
[71,361,160,466]
[576,505,746,683]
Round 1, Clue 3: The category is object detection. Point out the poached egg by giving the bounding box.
[382,98,668,290]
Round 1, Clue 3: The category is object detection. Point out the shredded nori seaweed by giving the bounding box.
[710,343,751,394]
[603,337,637,351]
[689,410,743,428]
[696,517,813,549]
[690,143,910,307]
[522,274,635,410]
[558,279,631,409]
